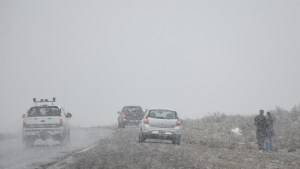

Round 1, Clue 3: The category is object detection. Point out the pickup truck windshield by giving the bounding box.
[149,110,177,119]
[28,106,61,117]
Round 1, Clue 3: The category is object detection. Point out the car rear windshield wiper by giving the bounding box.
[153,117,165,119]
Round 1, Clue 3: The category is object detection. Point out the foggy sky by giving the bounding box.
[1,0,300,132]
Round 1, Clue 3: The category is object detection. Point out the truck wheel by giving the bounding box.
[23,136,34,147]
[65,131,71,144]
[61,131,70,145]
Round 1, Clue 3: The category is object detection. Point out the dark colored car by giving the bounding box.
[118,106,144,128]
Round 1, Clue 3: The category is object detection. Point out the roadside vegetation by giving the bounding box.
[182,104,300,151]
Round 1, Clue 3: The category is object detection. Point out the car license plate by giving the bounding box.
[152,131,162,134]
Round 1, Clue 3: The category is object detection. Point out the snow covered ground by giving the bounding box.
[46,125,300,169]
[3,110,300,169]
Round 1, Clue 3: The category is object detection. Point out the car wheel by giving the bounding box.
[138,133,145,143]
[172,138,181,145]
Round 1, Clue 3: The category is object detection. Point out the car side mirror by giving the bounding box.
[66,113,72,118]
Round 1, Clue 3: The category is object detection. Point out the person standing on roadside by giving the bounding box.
[265,112,275,151]
[254,110,267,150]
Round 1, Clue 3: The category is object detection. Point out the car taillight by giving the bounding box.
[23,118,26,127]
[122,113,128,119]
[60,117,64,125]
[176,118,181,126]
[143,115,149,124]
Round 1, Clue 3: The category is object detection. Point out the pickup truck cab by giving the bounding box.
[22,98,72,146]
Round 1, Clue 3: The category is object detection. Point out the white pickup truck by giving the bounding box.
[22,98,72,146]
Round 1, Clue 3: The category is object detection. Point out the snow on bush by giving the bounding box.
[182,104,300,151]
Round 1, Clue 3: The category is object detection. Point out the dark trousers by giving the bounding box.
[257,136,265,150]
[256,131,265,150]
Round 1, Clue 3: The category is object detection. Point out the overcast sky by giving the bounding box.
[1,0,300,132]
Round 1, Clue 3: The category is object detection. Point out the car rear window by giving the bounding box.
[28,106,61,117]
[122,107,143,113]
[148,110,177,119]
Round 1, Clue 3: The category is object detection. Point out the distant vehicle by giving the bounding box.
[138,109,182,145]
[117,106,144,128]
[22,98,72,147]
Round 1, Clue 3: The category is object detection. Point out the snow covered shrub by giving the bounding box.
[182,104,300,151]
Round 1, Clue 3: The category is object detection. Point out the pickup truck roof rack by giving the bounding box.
[33,98,56,106]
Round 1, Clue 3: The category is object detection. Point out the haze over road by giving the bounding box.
[0,127,112,169]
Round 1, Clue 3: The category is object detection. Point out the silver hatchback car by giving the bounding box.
[138,109,182,145]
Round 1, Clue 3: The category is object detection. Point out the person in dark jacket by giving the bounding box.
[254,110,267,150]
[265,112,275,151]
